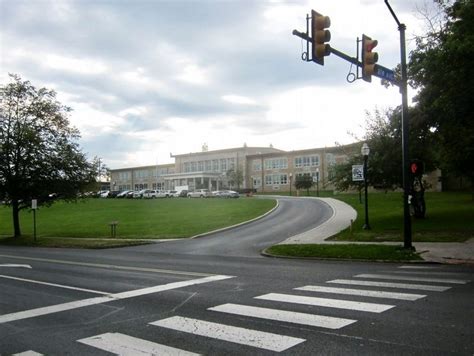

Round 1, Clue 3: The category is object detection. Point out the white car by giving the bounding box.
[142,190,158,198]
[187,189,213,198]
[215,190,239,198]
[133,189,147,198]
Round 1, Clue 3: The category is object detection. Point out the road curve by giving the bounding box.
[130,197,333,257]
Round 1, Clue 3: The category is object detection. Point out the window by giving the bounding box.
[134,170,149,179]
[198,161,204,171]
[119,171,130,180]
[294,155,319,168]
[252,160,261,172]
[252,177,261,187]
[265,174,288,185]
[264,157,288,170]
[220,159,227,172]
[205,160,212,171]
[326,153,336,166]
[212,160,219,171]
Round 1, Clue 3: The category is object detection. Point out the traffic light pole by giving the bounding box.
[384,0,412,250]
[292,30,396,84]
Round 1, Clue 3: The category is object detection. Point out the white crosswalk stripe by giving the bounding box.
[12,352,43,356]
[327,279,451,291]
[78,332,199,355]
[255,293,394,313]
[295,285,426,301]
[208,303,357,329]
[150,316,305,352]
[354,273,470,284]
[398,265,438,269]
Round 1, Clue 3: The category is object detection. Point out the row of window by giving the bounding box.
[183,158,236,173]
[252,171,321,187]
[252,155,320,171]
[118,168,172,181]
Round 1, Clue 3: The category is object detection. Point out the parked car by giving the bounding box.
[215,190,239,198]
[142,190,158,199]
[99,190,110,198]
[171,190,186,197]
[108,191,120,198]
[116,190,131,198]
[132,190,146,198]
[126,191,135,198]
[187,189,213,198]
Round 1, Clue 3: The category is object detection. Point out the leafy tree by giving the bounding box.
[0,74,97,237]
[226,167,243,189]
[294,174,313,196]
[409,0,474,190]
[329,108,436,192]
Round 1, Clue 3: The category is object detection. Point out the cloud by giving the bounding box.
[0,0,430,168]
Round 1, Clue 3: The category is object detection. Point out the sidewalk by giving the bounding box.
[279,197,474,265]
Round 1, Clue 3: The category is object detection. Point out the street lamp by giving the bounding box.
[361,143,371,230]
[289,172,293,196]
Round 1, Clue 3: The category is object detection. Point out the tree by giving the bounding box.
[329,108,437,192]
[0,74,97,237]
[409,0,474,191]
[294,174,313,196]
[226,167,243,189]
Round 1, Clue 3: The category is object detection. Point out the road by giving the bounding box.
[0,197,473,355]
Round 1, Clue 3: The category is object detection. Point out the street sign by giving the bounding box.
[374,64,396,83]
[31,199,37,209]
[352,165,364,181]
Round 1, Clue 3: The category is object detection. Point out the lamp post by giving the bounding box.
[361,143,370,230]
[316,167,320,197]
[289,172,293,196]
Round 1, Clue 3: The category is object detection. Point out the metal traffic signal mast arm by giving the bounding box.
[292,19,398,86]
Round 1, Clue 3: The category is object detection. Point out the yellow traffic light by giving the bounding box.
[311,10,331,65]
[362,34,378,82]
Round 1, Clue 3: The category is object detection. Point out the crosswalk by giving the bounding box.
[14,265,471,355]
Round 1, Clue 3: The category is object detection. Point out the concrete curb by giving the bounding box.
[277,197,357,245]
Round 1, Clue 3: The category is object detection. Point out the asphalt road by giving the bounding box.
[0,197,473,355]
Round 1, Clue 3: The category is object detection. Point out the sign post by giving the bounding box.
[31,199,37,242]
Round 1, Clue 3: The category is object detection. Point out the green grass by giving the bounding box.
[330,191,474,242]
[266,244,422,261]
[0,198,276,240]
[0,236,152,249]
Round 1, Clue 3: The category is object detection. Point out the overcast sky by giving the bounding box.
[0,0,433,168]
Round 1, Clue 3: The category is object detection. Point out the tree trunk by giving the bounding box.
[12,200,22,237]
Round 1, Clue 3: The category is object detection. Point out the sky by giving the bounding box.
[0,0,434,169]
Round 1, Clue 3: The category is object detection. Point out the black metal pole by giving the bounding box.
[363,154,370,230]
[384,0,412,249]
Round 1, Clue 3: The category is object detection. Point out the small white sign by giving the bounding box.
[31,199,37,209]
[352,165,364,182]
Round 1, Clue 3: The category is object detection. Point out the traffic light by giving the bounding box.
[311,10,331,65]
[410,159,424,177]
[361,34,378,82]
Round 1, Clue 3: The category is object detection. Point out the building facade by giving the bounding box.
[109,144,355,193]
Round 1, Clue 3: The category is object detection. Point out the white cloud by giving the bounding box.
[222,94,257,105]
[0,0,430,168]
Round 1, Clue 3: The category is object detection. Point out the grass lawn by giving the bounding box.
[329,191,474,242]
[266,244,422,261]
[0,198,276,242]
